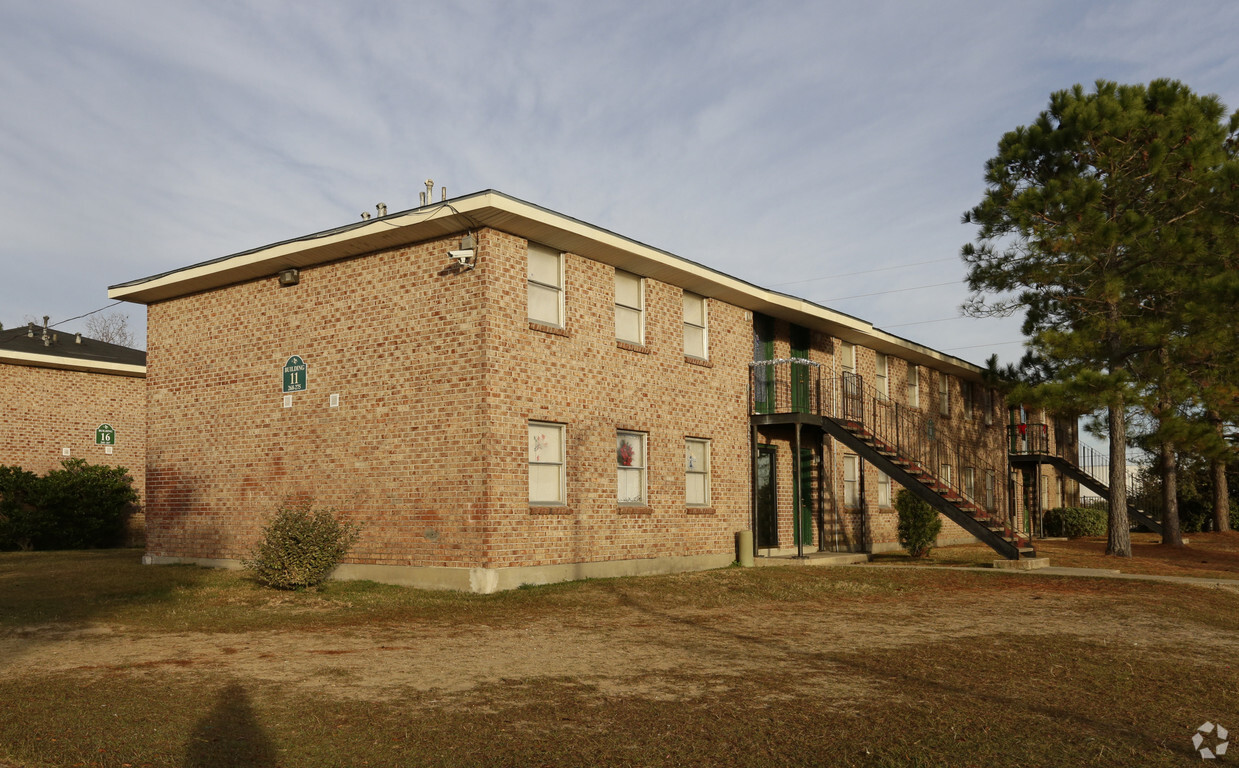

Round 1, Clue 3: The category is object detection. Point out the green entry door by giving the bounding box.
[791,325,811,413]
[792,447,815,547]
[756,445,778,548]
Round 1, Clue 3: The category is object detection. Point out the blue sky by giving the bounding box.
[2,0,1237,366]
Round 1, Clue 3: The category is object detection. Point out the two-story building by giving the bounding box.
[0,321,147,498]
[109,190,1033,592]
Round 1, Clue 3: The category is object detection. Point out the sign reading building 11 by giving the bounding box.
[283,355,308,393]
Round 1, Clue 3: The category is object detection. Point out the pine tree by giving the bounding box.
[962,80,1238,557]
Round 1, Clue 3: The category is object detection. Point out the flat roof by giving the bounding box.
[109,189,987,379]
[0,325,146,377]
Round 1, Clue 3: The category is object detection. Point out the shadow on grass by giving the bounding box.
[0,549,220,627]
[185,682,277,768]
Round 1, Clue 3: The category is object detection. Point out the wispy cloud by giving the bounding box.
[1,0,1235,363]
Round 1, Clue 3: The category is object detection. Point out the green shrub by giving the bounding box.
[0,460,136,550]
[0,465,41,550]
[1042,506,1107,538]
[896,489,942,558]
[244,500,360,590]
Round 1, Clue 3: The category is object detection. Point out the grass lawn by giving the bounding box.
[871,530,1239,581]
[2,547,1238,767]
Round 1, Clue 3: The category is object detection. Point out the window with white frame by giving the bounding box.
[877,470,891,507]
[908,365,920,408]
[615,270,644,344]
[964,466,976,500]
[875,353,889,400]
[527,243,564,327]
[617,430,647,504]
[683,292,708,359]
[685,438,710,506]
[528,422,565,505]
[840,342,855,375]
[844,454,859,507]
[983,388,994,425]
[940,463,952,488]
[985,470,996,511]
[963,381,975,420]
[939,373,950,417]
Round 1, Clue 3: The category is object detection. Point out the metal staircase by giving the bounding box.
[1008,427,1163,534]
[751,362,1036,560]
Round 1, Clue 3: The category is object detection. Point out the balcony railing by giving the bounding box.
[750,361,1011,528]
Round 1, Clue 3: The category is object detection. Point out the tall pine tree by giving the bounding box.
[962,80,1237,557]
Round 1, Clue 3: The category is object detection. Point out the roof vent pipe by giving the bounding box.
[441,186,446,201]
[424,179,434,204]
[42,316,50,347]
[376,202,387,216]
[75,332,82,344]
[27,322,34,338]
[360,211,371,220]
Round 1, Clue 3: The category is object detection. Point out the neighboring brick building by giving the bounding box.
[110,190,1032,591]
[0,321,147,501]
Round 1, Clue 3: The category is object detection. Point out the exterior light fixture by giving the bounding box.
[278,268,300,286]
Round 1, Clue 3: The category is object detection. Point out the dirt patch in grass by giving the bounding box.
[4,553,1239,766]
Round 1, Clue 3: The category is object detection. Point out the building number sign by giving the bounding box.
[95,424,116,446]
[282,355,308,393]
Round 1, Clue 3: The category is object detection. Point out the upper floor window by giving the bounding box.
[840,342,856,376]
[527,243,564,327]
[615,270,644,344]
[908,365,920,408]
[963,381,975,420]
[875,353,889,400]
[683,292,708,359]
[938,373,950,417]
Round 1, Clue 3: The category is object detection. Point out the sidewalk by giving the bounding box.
[851,561,1239,590]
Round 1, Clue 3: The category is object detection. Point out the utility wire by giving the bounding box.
[818,281,959,302]
[941,340,1025,351]
[768,256,958,287]
[48,301,126,330]
[884,316,966,328]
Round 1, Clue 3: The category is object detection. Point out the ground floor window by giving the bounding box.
[617,430,647,504]
[528,422,565,504]
[876,470,891,507]
[685,438,710,506]
[844,454,859,507]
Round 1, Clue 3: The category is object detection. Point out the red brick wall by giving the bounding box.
[0,362,146,500]
[145,232,490,566]
[144,228,752,570]
[477,231,752,568]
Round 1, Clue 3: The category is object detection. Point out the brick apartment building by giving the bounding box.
[0,321,147,500]
[110,190,1047,592]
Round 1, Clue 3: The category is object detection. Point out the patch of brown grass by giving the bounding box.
[874,531,1239,581]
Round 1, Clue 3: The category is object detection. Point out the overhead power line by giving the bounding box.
[819,281,960,302]
[768,256,959,287]
[47,301,125,330]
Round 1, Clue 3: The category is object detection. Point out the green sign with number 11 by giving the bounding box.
[283,356,307,393]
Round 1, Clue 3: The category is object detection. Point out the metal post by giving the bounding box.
[750,422,759,560]
[794,422,804,559]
